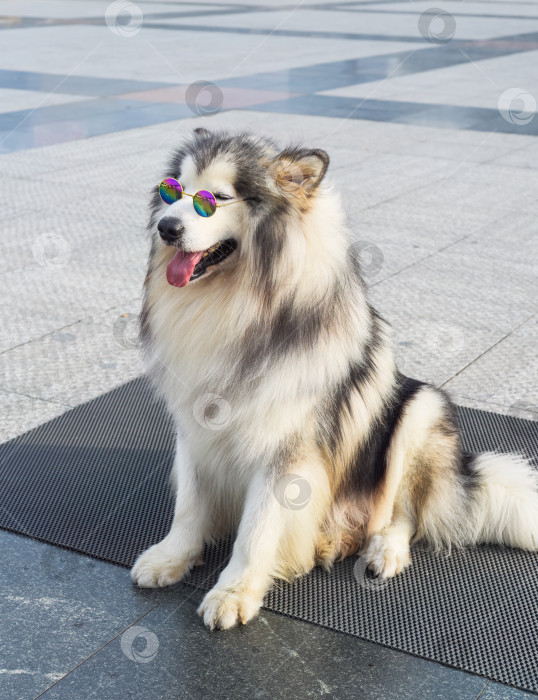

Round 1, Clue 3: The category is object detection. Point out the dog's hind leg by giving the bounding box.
[362,505,414,578]
[131,434,211,588]
[361,428,416,579]
[361,386,449,578]
[361,383,538,579]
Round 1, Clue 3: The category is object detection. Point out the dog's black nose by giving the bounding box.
[158,217,185,243]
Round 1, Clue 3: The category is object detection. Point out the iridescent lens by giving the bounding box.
[159,178,183,205]
[193,190,217,217]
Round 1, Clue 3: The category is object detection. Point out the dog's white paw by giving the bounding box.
[131,541,193,588]
[197,587,262,630]
[362,533,410,579]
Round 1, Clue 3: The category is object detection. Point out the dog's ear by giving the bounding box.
[271,148,329,200]
[193,127,210,137]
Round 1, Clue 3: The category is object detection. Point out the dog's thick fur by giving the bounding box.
[131,129,538,630]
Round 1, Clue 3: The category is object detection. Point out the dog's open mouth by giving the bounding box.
[166,239,237,287]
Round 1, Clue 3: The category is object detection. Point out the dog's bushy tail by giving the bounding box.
[464,453,538,550]
[417,451,538,552]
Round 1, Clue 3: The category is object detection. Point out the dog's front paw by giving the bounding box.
[197,587,262,630]
[131,541,194,588]
[362,533,410,579]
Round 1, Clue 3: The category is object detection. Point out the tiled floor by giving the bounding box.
[0,1,537,698]
[2,530,535,700]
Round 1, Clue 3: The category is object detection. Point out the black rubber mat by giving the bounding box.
[0,377,537,693]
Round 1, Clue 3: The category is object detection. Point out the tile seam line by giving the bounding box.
[0,296,142,357]
[0,6,278,29]
[368,232,471,289]
[4,9,538,29]
[334,8,538,21]
[449,393,536,417]
[356,158,493,263]
[3,97,535,138]
[368,204,527,301]
[2,105,537,158]
[0,388,72,408]
[140,22,428,42]
[474,680,491,700]
[32,603,161,700]
[439,310,538,389]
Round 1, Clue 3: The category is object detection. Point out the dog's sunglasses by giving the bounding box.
[159,178,245,218]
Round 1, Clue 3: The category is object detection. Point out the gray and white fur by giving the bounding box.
[131,129,538,630]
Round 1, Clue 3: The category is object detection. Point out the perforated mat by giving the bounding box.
[0,377,536,693]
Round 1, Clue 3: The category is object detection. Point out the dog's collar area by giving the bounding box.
[190,238,238,281]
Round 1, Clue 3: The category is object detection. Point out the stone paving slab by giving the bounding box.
[0,529,494,700]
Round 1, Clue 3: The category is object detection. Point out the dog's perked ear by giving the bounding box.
[271,148,329,201]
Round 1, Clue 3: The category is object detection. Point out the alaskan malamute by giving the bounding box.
[131,128,538,630]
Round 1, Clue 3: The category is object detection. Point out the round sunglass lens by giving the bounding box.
[193,190,217,217]
[159,178,183,204]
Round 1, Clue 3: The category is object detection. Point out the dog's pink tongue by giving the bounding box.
[166,250,204,287]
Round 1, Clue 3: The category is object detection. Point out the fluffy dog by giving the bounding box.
[131,128,538,630]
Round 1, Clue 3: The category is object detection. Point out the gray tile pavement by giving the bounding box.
[0,530,493,700]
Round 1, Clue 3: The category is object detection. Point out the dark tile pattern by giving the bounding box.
[244,94,538,135]
[1,25,538,151]
[143,21,429,44]
[0,69,169,97]
[0,100,194,154]
[219,35,538,92]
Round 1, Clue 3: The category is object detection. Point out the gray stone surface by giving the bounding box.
[0,389,69,443]
[0,302,143,410]
[0,530,485,700]
[479,682,538,700]
[323,50,538,110]
[0,530,167,699]
[444,315,538,418]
